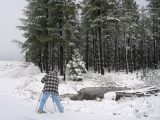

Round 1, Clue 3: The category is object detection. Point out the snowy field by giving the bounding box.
[0,61,160,120]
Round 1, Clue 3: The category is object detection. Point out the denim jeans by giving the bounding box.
[38,92,63,113]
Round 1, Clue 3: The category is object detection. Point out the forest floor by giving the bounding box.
[0,61,160,120]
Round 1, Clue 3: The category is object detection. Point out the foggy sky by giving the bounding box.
[0,0,147,61]
[0,0,26,61]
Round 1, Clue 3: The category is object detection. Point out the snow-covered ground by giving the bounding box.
[0,61,160,120]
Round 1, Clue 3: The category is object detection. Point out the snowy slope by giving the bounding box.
[0,61,160,120]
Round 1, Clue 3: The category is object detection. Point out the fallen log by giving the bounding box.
[115,86,160,101]
[60,87,130,100]
[60,86,160,101]
[77,87,130,100]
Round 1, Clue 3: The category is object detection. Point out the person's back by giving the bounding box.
[41,71,59,95]
[37,70,63,113]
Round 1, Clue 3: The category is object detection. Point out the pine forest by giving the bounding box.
[18,0,160,79]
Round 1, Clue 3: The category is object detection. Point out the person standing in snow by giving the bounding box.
[37,69,64,113]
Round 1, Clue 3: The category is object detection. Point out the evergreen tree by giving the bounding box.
[18,0,78,76]
[66,49,87,81]
[138,7,152,72]
[81,0,116,75]
[17,0,160,77]
[119,0,140,73]
[147,0,160,68]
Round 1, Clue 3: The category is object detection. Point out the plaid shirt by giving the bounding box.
[41,71,59,95]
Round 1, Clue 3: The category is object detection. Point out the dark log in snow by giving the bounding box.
[115,86,160,101]
[60,87,130,100]
[77,87,130,100]
[60,86,160,101]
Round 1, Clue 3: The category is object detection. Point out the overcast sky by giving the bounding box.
[0,0,147,61]
[0,0,26,61]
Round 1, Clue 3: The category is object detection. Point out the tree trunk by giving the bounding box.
[45,44,49,73]
[85,28,89,71]
[98,25,104,75]
[92,28,97,73]
[60,46,64,75]
[107,42,111,73]
[114,29,118,72]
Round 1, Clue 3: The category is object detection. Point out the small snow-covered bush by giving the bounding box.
[66,49,87,81]
[104,92,116,100]
[142,70,160,88]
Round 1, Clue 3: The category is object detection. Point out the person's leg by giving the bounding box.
[37,92,50,112]
[51,94,64,113]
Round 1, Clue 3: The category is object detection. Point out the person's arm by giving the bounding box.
[41,74,48,83]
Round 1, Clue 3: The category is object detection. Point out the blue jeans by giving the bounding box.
[38,92,63,113]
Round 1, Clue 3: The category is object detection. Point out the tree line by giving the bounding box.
[18,0,160,77]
